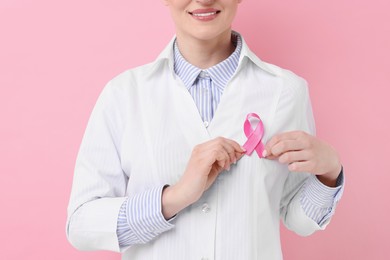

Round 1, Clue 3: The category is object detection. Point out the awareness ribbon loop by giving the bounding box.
[242,113,265,157]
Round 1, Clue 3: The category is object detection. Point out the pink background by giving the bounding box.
[1,0,389,259]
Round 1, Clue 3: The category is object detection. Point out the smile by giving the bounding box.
[188,9,221,21]
[189,11,220,17]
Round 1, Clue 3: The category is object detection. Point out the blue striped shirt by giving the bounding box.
[173,34,242,125]
[116,33,343,247]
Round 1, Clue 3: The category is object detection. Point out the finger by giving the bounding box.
[198,137,245,170]
[235,152,245,162]
[218,142,237,165]
[263,154,278,160]
[278,150,311,165]
[276,131,308,142]
[271,140,306,157]
[288,161,314,173]
[196,147,226,171]
[215,143,235,168]
[196,141,228,163]
[207,137,245,164]
[264,131,308,157]
[213,148,231,170]
[225,140,246,163]
[223,138,246,153]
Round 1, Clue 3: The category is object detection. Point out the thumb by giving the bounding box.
[262,147,278,160]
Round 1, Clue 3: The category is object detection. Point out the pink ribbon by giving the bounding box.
[242,113,265,157]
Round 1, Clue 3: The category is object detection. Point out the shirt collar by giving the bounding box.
[173,32,242,92]
[151,32,278,79]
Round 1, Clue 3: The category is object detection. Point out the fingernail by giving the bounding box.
[241,146,246,152]
[262,150,267,157]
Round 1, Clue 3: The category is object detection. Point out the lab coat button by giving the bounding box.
[204,121,209,127]
[201,203,210,213]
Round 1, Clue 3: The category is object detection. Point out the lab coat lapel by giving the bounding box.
[207,64,281,146]
[169,75,211,148]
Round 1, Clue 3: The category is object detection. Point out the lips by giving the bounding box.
[188,8,221,20]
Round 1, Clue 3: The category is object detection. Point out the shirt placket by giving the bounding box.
[198,70,213,128]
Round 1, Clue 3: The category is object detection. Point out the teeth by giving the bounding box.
[193,12,217,17]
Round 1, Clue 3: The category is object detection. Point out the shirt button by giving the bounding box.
[203,121,209,127]
[199,70,209,77]
[201,203,210,213]
[201,258,209,260]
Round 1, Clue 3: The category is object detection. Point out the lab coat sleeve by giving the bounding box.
[274,75,330,236]
[66,81,129,252]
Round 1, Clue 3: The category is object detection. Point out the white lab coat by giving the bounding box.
[67,36,327,260]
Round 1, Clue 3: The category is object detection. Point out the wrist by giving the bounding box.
[161,184,191,219]
[316,164,342,187]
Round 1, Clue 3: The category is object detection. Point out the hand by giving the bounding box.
[162,137,245,219]
[263,131,341,187]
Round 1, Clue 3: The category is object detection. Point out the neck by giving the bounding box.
[175,30,235,69]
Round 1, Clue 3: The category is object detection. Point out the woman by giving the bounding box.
[67,0,344,259]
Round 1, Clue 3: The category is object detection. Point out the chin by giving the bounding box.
[189,27,232,42]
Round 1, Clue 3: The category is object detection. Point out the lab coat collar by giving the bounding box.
[238,35,279,77]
